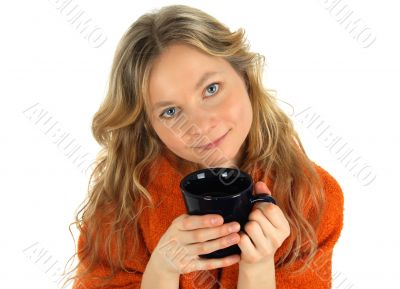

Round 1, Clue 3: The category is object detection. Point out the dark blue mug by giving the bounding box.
[180,167,276,259]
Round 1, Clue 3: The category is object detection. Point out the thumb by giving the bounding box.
[254,181,272,196]
[253,181,276,209]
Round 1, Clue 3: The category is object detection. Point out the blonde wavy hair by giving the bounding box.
[62,4,325,288]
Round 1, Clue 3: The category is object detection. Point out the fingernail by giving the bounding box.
[211,217,221,224]
[229,223,240,233]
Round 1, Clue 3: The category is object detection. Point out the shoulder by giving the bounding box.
[312,162,344,208]
[311,162,345,247]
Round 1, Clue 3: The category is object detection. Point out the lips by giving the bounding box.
[195,130,230,149]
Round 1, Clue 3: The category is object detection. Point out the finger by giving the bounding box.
[243,220,271,255]
[182,221,241,244]
[237,231,258,258]
[253,202,287,230]
[248,207,277,239]
[186,232,240,255]
[196,254,241,271]
[178,214,224,231]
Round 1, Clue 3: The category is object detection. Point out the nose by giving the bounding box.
[184,107,218,146]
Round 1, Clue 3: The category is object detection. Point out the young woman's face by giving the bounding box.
[148,43,253,168]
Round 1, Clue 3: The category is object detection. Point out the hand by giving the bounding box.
[151,213,242,276]
[238,181,291,268]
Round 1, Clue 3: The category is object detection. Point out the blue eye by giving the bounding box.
[160,107,180,119]
[160,82,221,119]
[205,83,220,97]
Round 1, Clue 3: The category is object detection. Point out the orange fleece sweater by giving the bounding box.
[72,153,344,289]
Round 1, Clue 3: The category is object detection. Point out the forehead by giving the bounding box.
[148,43,228,104]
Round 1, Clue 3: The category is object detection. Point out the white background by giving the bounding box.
[1,1,399,288]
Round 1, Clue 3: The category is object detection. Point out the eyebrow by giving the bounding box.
[152,71,221,111]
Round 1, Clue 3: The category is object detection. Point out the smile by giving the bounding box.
[196,129,230,150]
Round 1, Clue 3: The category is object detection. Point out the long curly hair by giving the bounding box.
[61,4,325,288]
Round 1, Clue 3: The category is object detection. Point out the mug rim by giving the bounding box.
[180,167,253,200]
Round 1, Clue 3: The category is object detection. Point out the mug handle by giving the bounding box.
[250,193,277,206]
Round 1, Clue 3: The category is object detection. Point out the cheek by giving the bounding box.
[153,122,186,149]
[224,92,252,127]
[243,98,253,126]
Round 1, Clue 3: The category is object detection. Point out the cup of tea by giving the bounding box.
[180,167,276,259]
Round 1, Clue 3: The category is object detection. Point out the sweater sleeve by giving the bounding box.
[275,164,345,289]
[71,219,151,289]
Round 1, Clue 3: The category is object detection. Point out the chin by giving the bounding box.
[200,152,234,168]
